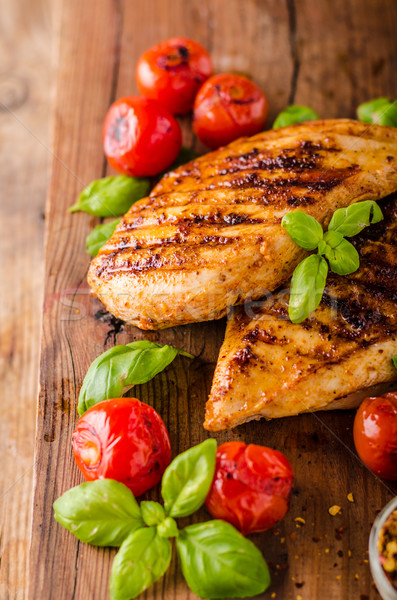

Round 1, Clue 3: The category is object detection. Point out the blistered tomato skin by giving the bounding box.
[136,38,213,115]
[205,442,294,534]
[72,398,171,497]
[193,74,268,149]
[353,393,397,481]
[103,96,182,177]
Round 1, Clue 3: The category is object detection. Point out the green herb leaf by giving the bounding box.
[86,218,121,256]
[357,98,397,127]
[161,438,217,518]
[281,211,324,250]
[110,527,171,600]
[392,355,397,370]
[78,341,193,415]
[328,201,383,237]
[288,254,328,323]
[319,231,360,276]
[141,501,165,526]
[273,105,319,129]
[177,520,270,599]
[69,175,150,217]
[157,517,179,539]
[168,146,199,171]
[53,479,143,547]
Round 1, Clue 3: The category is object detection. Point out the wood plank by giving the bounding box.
[0,0,53,598]
[30,0,397,599]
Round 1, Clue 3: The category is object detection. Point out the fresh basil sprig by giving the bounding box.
[86,218,121,256]
[54,440,271,600]
[53,479,143,546]
[282,200,383,323]
[273,105,319,129]
[177,520,271,599]
[78,341,193,416]
[69,175,150,217]
[357,97,397,128]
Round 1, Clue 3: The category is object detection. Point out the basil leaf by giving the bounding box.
[53,479,143,547]
[161,438,217,518]
[157,517,179,539]
[320,231,360,275]
[168,146,199,171]
[177,520,270,599]
[288,254,328,323]
[141,501,165,526]
[78,341,193,415]
[69,175,150,217]
[281,211,323,250]
[109,527,171,600]
[357,98,397,127]
[86,218,121,256]
[273,105,319,129]
[393,355,397,370]
[328,200,383,237]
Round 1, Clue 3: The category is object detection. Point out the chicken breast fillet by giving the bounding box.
[204,194,397,431]
[88,120,397,329]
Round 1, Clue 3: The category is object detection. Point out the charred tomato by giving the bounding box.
[353,393,397,481]
[72,398,171,497]
[205,441,294,534]
[193,73,268,149]
[136,37,213,115]
[103,96,182,177]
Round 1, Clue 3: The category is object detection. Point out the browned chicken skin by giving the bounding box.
[88,120,397,329]
[205,194,397,431]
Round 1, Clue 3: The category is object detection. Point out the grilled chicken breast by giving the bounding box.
[88,120,397,329]
[205,194,397,431]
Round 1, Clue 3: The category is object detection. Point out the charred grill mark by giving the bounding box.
[232,345,260,368]
[243,325,289,345]
[121,210,264,231]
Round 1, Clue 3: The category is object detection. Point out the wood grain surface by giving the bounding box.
[29,1,397,599]
[0,0,53,598]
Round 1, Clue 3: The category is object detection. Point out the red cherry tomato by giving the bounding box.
[72,398,171,497]
[193,73,268,149]
[353,393,397,481]
[103,96,182,177]
[205,442,294,534]
[136,37,213,115]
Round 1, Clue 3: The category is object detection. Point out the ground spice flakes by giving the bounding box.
[378,508,397,589]
[329,505,342,516]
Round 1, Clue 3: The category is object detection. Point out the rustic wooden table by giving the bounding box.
[2,1,397,599]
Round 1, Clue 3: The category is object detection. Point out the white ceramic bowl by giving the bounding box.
[369,496,397,600]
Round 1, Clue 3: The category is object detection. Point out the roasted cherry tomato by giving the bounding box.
[136,37,213,115]
[72,398,171,497]
[103,96,182,177]
[205,442,294,534]
[193,73,268,149]
[353,393,397,481]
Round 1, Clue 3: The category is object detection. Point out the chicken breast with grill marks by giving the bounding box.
[204,194,397,431]
[88,120,397,329]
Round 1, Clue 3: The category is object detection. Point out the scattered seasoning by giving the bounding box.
[378,508,397,589]
[295,581,305,588]
[348,550,352,558]
[295,517,306,527]
[290,531,297,540]
[347,492,355,503]
[296,595,303,600]
[329,505,342,516]
[325,548,330,554]
[336,575,342,580]
[281,537,286,544]
[273,529,281,536]
[271,593,276,599]
[354,573,359,580]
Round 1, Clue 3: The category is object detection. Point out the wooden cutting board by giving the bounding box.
[29,1,397,598]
